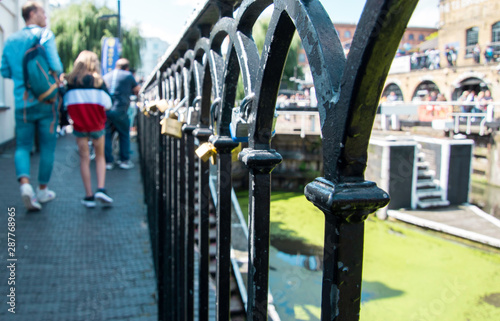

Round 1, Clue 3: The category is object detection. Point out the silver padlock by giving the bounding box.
[230,94,254,142]
[230,107,249,142]
[186,106,200,125]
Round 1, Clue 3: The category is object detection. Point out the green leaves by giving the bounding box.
[51,1,143,73]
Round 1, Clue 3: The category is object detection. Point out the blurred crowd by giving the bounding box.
[401,43,498,71]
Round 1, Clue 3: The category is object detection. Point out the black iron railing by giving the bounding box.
[137,0,417,320]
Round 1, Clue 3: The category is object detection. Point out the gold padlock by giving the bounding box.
[231,143,242,162]
[148,101,158,112]
[195,142,217,162]
[157,99,169,113]
[160,117,167,135]
[163,117,183,138]
[168,110,179,120]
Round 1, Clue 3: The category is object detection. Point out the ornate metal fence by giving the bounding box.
[137,0,417,320]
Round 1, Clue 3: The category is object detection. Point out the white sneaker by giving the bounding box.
[119,160,134,169]
[106,163,114,170]
[36,187,56,203]
[20,184,42,211]
[81,196,96,208]
[95,189,113,205]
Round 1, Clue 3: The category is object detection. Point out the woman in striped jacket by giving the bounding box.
[63,50,113,207]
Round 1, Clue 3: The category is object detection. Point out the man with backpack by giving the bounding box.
[103,58,140,170]
[1,1,63,211]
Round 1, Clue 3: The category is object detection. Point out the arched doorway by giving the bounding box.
[452,77,490,100]
[412,80,440,101]
[382,83,404,101]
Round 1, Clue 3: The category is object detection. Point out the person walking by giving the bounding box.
[473,43,481,64]
[1,1,63,211]
[484,45,494,64]
[63,51,113,207]
[103,58,140,170]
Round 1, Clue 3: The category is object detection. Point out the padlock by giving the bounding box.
[272,111,278,137]
[186,106,200,125]
[177,107,187,123]
[148,101,158,113]
[163,117,183,138]
[160,117,167,135]
[231,143,242,162]
[230,107,250,142]
[230,94,253,142]
[210,154,217,165]
[156,99,169,113]
[195,142,217,162]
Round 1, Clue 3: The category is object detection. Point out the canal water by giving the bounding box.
[268,186,500,321]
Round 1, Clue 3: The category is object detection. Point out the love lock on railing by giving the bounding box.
[136,0,418,320]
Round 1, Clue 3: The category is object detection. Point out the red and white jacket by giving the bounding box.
[63,77,112,133]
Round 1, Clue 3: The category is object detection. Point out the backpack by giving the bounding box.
[22,31,58,102]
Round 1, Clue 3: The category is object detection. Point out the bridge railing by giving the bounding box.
[137,0,418,320]
[378,101,500,134]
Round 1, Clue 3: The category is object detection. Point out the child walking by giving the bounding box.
[63,51,113,207]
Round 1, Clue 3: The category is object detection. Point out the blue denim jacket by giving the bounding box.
[1,25,63,109]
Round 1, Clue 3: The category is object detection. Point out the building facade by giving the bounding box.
[298,23,437,88]
[383,0,500,102]
[136,37,169,81]
[298,23,436,67]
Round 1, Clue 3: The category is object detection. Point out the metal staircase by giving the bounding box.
[415,149,450,209]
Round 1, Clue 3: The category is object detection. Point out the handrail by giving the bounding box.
[377,101,499,135]
[137,0,418,320]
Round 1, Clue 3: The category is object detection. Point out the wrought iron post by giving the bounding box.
[137,1,418,320]
[193,127,212,321]
[305,179,389,319]
[183,124,196,321]
[239,149,282,321]
[210,136,239,320]
[178,131,187,321]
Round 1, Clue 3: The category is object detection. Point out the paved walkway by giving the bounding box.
[388,204,500,249]
[0,133,157,321]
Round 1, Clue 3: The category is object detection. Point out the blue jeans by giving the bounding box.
[15,102,58,184]
[105,109,130,163]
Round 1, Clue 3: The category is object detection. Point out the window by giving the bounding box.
[492,22,500,55]
[408,34,414,41]
[493,21,500,42]
[382,83,404,101]
[465,27,479,56]
[344,30,351,38]
[412,81,440,101]
[418,34,425,41]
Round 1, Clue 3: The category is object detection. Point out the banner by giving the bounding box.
[101,37,121,75]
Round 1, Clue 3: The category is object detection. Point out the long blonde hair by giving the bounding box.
[66,50,104,88]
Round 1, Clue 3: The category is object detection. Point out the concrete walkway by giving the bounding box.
[0,133,157,321]
[388,204,500,249]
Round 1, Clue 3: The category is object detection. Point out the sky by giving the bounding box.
[50,0,440,44]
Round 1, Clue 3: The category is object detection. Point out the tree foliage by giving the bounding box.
[50,1,143,73]
[236,17,304,101]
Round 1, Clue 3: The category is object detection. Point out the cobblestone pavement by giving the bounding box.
[0,133,157,321]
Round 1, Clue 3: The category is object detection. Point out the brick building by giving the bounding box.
[382,0,500,102]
